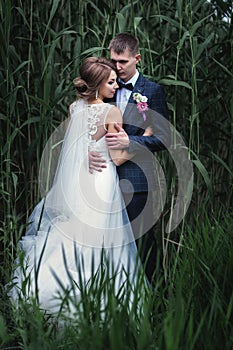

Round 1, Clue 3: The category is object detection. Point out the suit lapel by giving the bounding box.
[123,73,146,124]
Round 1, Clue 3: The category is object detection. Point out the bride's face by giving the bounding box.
[98,70,118,100]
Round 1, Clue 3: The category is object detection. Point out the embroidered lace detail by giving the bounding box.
[87,105,101,136]
[87,103,112,137]
[70,101,113,139]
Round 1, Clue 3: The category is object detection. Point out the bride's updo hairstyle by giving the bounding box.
[74,57,116,100]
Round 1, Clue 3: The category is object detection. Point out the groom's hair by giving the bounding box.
[74,57,116,100]
[109,33,139,56]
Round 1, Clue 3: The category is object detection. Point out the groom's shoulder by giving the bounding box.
[139,73,161,90]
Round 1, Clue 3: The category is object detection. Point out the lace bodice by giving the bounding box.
[69,100,114,160]
[70,100,113,137]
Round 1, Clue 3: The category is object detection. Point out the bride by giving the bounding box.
[9,57,149,314]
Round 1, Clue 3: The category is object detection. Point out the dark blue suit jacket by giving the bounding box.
[108,73,169,193]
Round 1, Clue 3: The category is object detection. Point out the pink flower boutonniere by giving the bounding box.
[133,92,149,121]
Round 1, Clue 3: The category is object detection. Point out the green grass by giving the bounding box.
[1,213,232,349]
[0,0,232,348]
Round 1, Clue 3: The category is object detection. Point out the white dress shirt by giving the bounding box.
[116,70,139,114]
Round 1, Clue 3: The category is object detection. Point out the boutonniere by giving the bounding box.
[133,92,149,121]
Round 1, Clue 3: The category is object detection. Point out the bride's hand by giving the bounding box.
[143,126,153,136]
[89,151,106,173]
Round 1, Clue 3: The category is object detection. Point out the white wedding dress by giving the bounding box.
[9,100,140,314]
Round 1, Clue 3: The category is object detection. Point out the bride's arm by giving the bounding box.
[106,107,135,166]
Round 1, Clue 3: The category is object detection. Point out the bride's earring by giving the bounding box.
[95,90,98,100]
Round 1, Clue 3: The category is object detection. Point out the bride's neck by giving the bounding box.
[87,97,103,105]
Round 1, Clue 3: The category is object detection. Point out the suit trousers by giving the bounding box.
[122,191,157,283]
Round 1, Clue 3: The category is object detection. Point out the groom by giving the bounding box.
[91,33,169,283]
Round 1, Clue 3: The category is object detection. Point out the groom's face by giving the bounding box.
[110,48,140,83]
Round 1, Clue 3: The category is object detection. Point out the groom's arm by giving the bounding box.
[127,114,170,153]
[106,84,170,153]
[129,84,170,153]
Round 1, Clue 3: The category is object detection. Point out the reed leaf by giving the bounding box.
[0,0,232,348]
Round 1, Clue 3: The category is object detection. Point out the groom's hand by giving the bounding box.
[105,123,129,149]
[88,151,106,173]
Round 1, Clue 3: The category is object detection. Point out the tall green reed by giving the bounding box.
[0,0,232,347]
[1,212,232,349]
